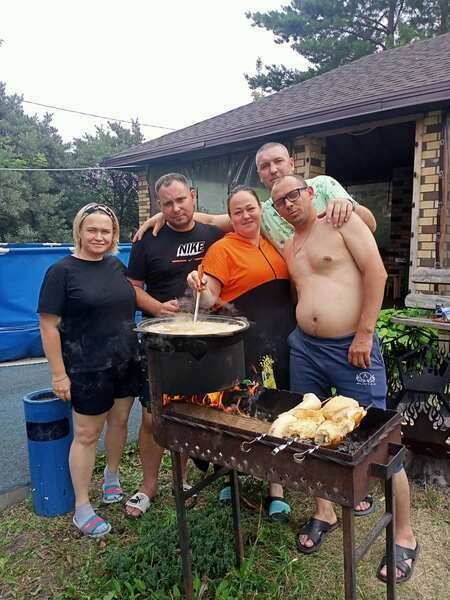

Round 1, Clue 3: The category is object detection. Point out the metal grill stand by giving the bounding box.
[170,444,403,600]
[142,336,404,599]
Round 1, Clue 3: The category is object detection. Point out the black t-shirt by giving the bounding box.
[38,255,138,373]
[126,222,224,312]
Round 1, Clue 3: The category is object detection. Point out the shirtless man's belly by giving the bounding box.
[285,218,363,337]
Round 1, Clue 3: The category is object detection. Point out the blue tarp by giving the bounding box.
[0,243,131,362]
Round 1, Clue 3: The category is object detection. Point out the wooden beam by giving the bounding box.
[405,292,450,309]
[391,315,450,331]
[411,268,450,284]
[315,113,422,139]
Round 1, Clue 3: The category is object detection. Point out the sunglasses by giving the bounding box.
[81,204,116,221]
[273,186,309,211]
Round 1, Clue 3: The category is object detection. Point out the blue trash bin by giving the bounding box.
[23,389,75,516]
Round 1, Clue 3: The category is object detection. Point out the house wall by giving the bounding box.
[407,110,450,306]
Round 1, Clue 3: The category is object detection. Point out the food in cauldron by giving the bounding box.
[141,315,246,336]
[269,394,367,448]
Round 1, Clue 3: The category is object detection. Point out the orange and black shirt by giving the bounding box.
[202,232,296,389]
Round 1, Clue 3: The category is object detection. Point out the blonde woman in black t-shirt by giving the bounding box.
[38,203,139,538]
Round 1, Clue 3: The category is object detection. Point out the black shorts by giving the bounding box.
[70,359,141,416]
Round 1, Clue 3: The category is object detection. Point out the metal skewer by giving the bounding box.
[193,264,203,324]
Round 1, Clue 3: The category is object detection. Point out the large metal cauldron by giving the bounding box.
[136,315,250,395]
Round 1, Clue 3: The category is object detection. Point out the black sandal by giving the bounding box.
[376,543,419,584]
[296,517,339,555]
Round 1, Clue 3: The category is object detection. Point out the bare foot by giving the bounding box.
[354,499,371,512]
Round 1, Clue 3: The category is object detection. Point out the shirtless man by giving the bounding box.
[271,174,418,584]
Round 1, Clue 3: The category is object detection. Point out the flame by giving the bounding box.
[162,381,260,416]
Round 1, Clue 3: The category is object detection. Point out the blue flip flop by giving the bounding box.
[219,485,232,505]
[266,496,291,522]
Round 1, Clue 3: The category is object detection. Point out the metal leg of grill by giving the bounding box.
[342,506,357,600]
[385,475,396,600]
[171,450,193,600]
[229,469,244,566]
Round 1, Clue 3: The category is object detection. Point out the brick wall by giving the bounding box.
[417,111,442,275]
[408,111,450,302]
[293,136,326,178]
[137,171,151,226]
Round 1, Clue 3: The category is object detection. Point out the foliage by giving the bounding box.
[68,121,143,241]
[246,1,450,94]
[0,83,143,242]
[0,83,72,242]
[376,307,435,346]
[377,308,440,404]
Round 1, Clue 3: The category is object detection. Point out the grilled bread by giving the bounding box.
[292,393,322,412]
[269,413,299,438]
[321,395,359,420]
[314,417,356,448]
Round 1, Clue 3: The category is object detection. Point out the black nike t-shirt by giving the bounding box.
[38,255,138,373]
[126,222,223,313]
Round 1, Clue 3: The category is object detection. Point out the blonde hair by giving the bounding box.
[72,203,120,255]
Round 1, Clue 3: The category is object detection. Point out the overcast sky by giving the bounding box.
[2,1,308,143]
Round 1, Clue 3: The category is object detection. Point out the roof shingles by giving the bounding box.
[104,33,450,167]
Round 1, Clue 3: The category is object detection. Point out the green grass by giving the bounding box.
[0,445,448,600]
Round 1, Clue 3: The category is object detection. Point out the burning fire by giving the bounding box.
[163,381,260,415]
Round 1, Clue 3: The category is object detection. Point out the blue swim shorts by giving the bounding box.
[287,327,387,409]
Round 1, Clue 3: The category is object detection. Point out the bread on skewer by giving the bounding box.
[329,405,367,427]
[289,392,322,412]
[314,417,356,448]
[269,393,367,446]
[285,410,325,439]
[321,395,359,420]
[268,413,298,438]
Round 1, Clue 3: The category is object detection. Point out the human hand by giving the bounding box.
[323,198,353,228]
[348,332,372,368]
[186,269,208,292]
[132,212,166,242]
[156,299,180,317]
[52,373,71,402]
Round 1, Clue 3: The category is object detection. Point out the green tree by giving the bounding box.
[246,1,450,94]
[68,121,143,241]
[0,81,143,242]
[0,83,71,242]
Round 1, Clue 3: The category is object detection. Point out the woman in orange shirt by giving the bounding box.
[187,186,296,520]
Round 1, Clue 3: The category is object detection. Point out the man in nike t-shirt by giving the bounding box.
[125,172,223,517]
